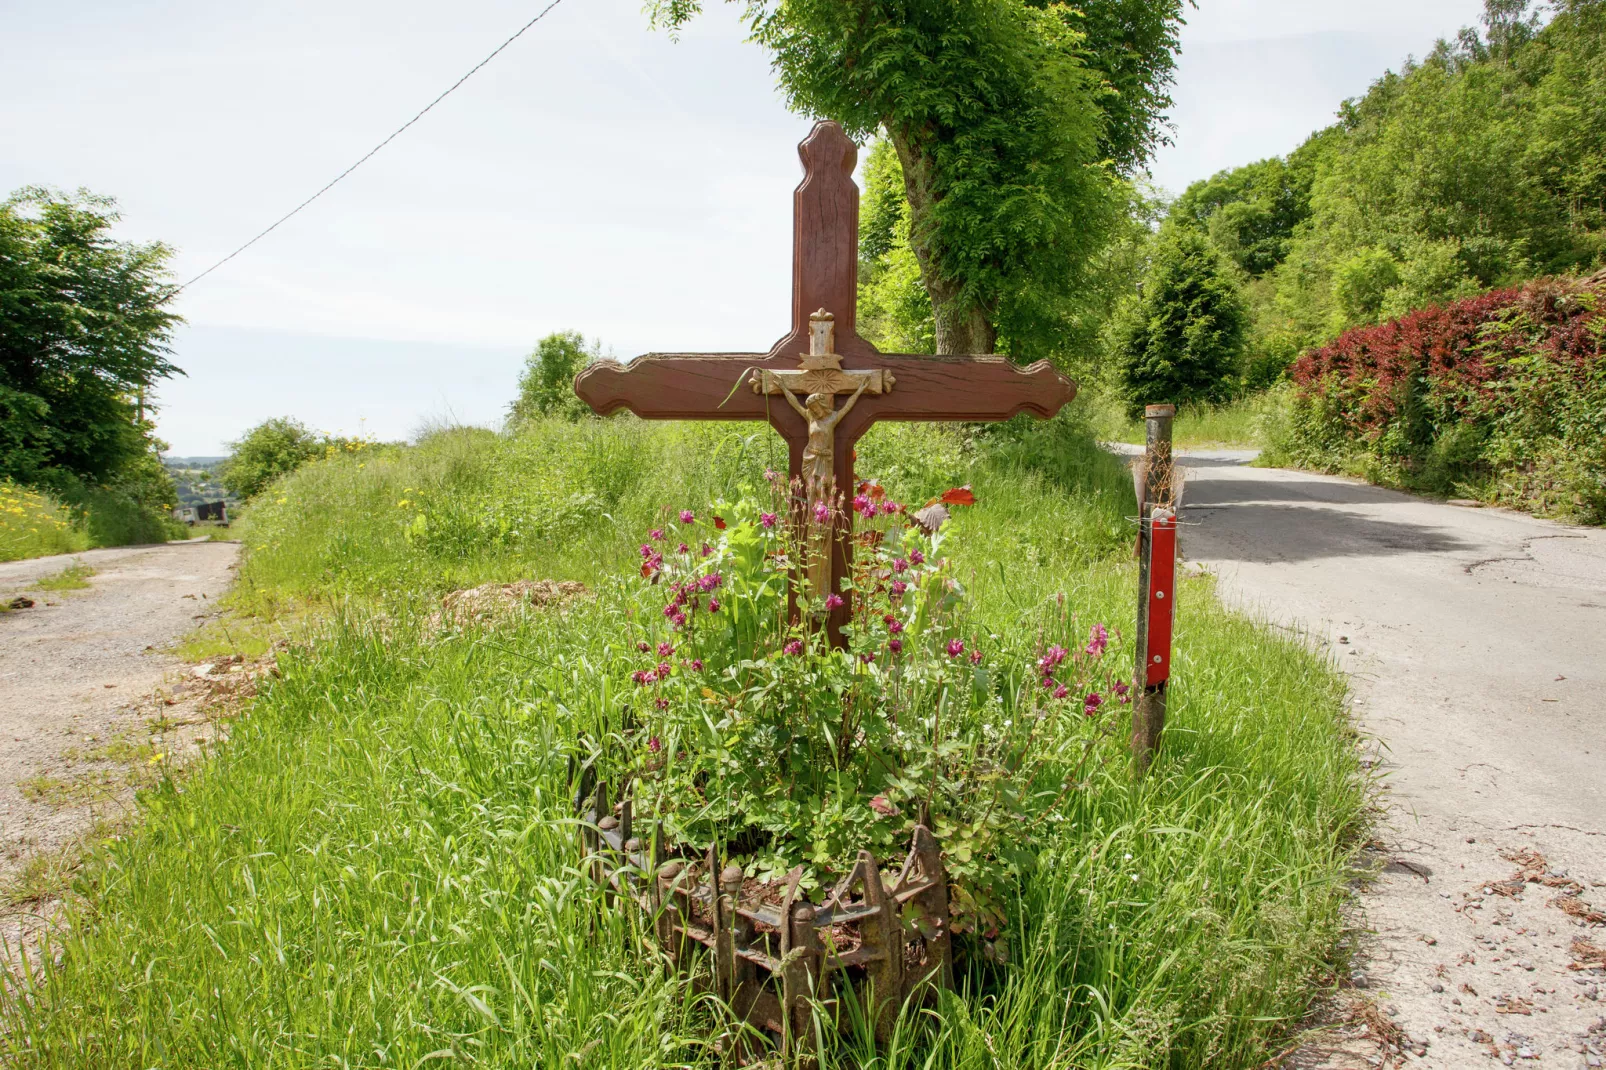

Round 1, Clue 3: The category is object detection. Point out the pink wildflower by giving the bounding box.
[1084,623,1109,659]
[671,611,687,629]
[654,697,670,711]
[910,549,925,565]
[662,604,678,619]
[1084,693,1103,716]
[890,580,907,597]
[677,542,690,554]
[1038,645,1068,673]
[813,501,829,523]
[631,670,648,686]
[657,642,674,657]
[969,649,983,665]
[892,558,908,573]
[688,658,703,672]
[1053,684,1070,700]
[708,598,720,613]
[639,543,654,559]
[680,510,695,524]
[946,639,965,658]
[783,639,804,656]
[637,641,651,653]
[764,468,778,483]
[760,512,778,529]
[825,593,845,610]
[888,638,903,654]
[647,736,662,754]
[657,661,672,677]
[650,529,665,541]
[701,543,713,557]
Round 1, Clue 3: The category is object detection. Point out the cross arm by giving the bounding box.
[574,354,799,421]
[841,355,1076,429]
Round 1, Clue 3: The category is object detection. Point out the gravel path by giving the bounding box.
[1174,450,1606,1069]
[0,541,240,902]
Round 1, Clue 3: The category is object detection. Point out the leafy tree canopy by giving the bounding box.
[1111,225,1248,415]
[0,187,181,491]
[647,0,1188,358]
[508,331,599,424]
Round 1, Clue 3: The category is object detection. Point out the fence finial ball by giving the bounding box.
[720,865,744,891]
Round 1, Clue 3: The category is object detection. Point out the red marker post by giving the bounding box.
[1131,404,1176,775]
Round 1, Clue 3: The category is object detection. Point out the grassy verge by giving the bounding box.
[0,482,90,563]
[1084,388,1291,451]
[0,409,1363,1068]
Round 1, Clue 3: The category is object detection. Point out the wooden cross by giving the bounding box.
[575,120,1077,644]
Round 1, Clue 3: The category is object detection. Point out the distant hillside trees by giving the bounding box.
[508,331,598,424]
[1170,0,1605,367]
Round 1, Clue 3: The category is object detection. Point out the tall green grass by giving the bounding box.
[1,408,1363,1068]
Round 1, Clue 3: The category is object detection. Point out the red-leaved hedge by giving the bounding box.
[1291,276,1603,436]
[1277,273,1605,522]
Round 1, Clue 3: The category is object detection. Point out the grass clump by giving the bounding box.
[0,408,1364,1068]
[30,563,94,592]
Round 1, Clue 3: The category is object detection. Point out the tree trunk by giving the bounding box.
[887,127,999,356]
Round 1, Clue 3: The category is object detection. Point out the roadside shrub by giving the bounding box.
[1272,274,1606,522]
[222,417,372,500]
[1112,226,1249,416]
[507,331,599,424]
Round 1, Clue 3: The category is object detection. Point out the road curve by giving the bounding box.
[1173,451,1605,1068]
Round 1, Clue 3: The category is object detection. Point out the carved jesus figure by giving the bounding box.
[779,378,869,498]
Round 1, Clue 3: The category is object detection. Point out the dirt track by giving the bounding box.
[0,541,240,919]
[1176,451,1606,1068]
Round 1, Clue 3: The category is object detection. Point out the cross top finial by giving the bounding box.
[808,309,835,359]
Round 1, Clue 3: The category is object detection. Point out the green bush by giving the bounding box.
[508,331,599,424]
[1112,226,1250,416]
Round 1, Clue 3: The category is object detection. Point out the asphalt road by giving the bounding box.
[1175,450,1606,1068]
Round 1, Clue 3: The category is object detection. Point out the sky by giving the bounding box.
[1,0,1487,456]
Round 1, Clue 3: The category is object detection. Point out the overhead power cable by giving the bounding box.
[177,0,568,292]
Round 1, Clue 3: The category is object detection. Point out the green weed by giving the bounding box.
[30,563,94,593]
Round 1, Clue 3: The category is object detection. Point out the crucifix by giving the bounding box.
[575,120,1077,645]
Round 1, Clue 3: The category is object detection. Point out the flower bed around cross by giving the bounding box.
[587,469,1131,948]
